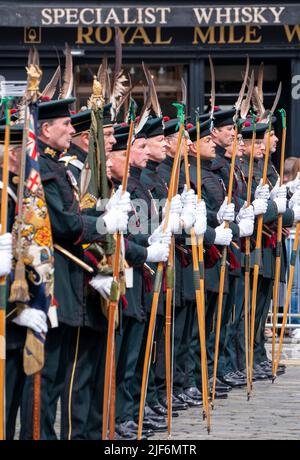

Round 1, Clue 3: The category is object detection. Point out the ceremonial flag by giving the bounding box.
[11,102,54,375]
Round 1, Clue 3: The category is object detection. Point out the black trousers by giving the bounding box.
[155,301,196,397]
[20,324,72,440]
[6,348,26,440]
[115,316,145,423]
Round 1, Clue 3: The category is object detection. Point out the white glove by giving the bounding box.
[214,223,233,246]
[236,202,254,224]
[148,224,172,246]
[89,274,113,300]
[0,233,13,277]
[238,218,254,237]
[103,208,129,233]
[254,179,270,200]
[217,198,235,224]
[106,185,131,212]
[270,178,287,200]
[146,242,170,262]
[194,200,207,236]
[270,179,287,214]
[12,308,48,334]
[286,172,300,194]
[293,204,300,222]
[289,190,300,209]
[163,195,182,234]
[252,198,268,216]
[180,186,196,230]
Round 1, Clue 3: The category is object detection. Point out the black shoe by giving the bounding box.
[209,377,232,392]
[260,360,285,376]
[160,395,188,411]
[252,366,269,380]
[115,424,140,440]
[144,405,166,423]
[220,372,247,387]
[210,391,228,400]
[175,392,203,407]
[184,387,203,401]
[142,417,168,432]
[149,402,179,417]
[264,359,286,370]
[119,420,154,438]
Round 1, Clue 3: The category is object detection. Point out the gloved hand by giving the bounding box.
[162,194,182,217]
[103,208,129,233]
[288,190,300,209]
[286,172,300,194]
[270,178,287,213]
[252,198,268,216]
[148,224,172,246]
[214,222,233,246]
[106,185,131,212]
[293,204,300,222]
[146,242,170,263]
[89,274,113,300]
[254,179,270,200]
[217,197,235,224]
[163,195,182,234]
[0,232,13,277]
[270,178,287,200]
[236,202,254,224]
[12,308,48,334]
[180,186,196,230]
[238,218,254,237]
[194,200,207,236]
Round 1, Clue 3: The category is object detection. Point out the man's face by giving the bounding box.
[130,137,151,169]
[146,135,168,162]
[166,132,180,158]
[103,126,116,154]
[212,125,235,149]
[106,150,129,181]
[8,145,22,173]
[189,135,216,160]
[244,139,266,160]
[40,117,75,151]
[225,134,245,158]
[264,129,278,154]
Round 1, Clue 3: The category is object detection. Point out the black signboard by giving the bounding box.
[1,3,300,28]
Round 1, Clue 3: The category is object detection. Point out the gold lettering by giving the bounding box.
[284,25,300,43]
[245,25,262,43]
[95,27,113,44]
[118,27,131,44]
[154,27,173,45]
[218,26,226,44]
[76,27,94,44]
[128,27,152,45]
[193,27,216,45]
[228,25,244,44]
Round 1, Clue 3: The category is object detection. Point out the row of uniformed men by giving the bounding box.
[0,98,299,440]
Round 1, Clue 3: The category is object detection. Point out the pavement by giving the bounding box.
[151,342,300,440]
[14,342,300,440]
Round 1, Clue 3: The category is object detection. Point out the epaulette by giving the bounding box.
[59,155,84,171]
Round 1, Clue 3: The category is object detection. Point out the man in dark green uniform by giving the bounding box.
[205,108,253,388]
[131,116,188,417]
[154,118,203,407]
[186,119,240,395]
[106,124,170,438]
[20,98,131,439]
[239,121,295,379]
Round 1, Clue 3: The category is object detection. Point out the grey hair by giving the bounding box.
[37,118,55,136]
